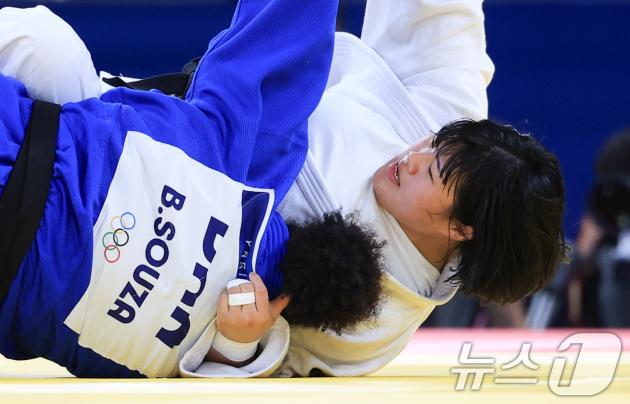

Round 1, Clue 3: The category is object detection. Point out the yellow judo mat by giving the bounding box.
[2,329,629,404]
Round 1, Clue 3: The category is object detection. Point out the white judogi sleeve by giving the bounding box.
[180,316,291,378]
[361,0,495,132]
[0,6,102,104]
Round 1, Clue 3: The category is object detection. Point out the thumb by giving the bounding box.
[269,295,290,320]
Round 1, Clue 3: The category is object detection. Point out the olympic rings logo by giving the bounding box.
[102,212,136,264]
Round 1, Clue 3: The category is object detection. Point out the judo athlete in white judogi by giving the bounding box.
[1,0,567,378]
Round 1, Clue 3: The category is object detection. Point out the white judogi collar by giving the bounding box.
[355,184,441,298]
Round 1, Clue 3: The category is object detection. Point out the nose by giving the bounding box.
[404,147,434,175]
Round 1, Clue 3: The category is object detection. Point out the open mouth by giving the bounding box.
[387,160,401,186]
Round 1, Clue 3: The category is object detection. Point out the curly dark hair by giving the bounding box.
[279,211,384,333]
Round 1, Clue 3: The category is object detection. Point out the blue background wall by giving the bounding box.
[2,0,629,238]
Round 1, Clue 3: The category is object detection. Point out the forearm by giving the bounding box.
[204,345,258,368]
[179,315,291,378]
[205,324,260,367]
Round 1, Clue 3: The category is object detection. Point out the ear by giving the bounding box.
[449,222,474,242]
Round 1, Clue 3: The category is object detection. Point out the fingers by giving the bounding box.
[216,291,230,332]
[216,274,281,343]
[227,284,242,312]
[227,281,256,312]
[239,281,256,312]
[249,272,269,313]
[269,294,290,320]
[219,290,230,313]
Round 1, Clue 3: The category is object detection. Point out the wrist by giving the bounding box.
[212,331,260,363]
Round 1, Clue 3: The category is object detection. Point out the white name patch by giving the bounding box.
[64,131,273,377]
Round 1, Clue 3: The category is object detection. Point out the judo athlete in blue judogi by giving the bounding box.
[0,0,383,378]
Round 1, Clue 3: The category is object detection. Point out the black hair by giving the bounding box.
[279,211,384,333]
[434,119,568,304]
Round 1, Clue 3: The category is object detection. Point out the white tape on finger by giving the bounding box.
[228,292,256,306]
[227,278,253,289]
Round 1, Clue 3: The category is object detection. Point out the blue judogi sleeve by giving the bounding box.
[185,0,337,204]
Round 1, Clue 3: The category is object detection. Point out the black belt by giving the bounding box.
[102,74,192,98]
[0,101,61,302]
[101,57,200,99]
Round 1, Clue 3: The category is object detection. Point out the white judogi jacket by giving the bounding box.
[181,0,494,377]
[0,0,494,378]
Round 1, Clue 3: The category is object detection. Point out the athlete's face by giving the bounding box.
[373,136,456,242]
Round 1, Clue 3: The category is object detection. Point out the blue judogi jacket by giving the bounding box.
[0,0,336,377]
